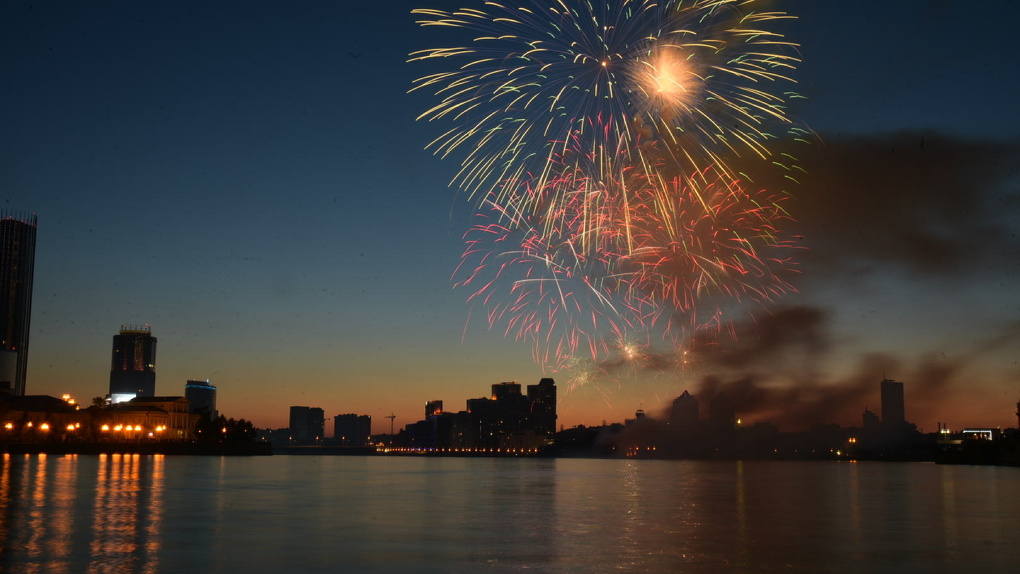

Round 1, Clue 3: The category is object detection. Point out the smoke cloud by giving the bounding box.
[783,131,1020,279]
[604,132,1019,429]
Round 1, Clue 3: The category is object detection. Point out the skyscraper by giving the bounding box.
[880,378,905,427]
[109,325,157,403]
[0,212,38,396]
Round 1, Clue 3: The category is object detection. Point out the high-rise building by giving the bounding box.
[289,406,324,445]
[109,325,157,403]
[334,413,372,446]
[671,390,699,431]
[0,212,37,396]
[185,379,218,420]
[491,381,521,400]
[526,377,557,436]
[425,400,443,419]
[400,377,558,451]
[880,378,905,426]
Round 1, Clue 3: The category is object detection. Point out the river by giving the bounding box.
[1,453,1017,573]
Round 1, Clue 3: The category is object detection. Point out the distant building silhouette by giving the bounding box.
[0,212,37,397]
[491,381,521,400]
[671,390,699,431]
[400,378,557,451]
[257,427,292,447]
[425,400,443,419]
[185,380,217,420]
[490,381,531,439]
[334,413,371,446]
[709,393,737,433]
[880,379,905,427]
[527,377,557,436]
[465,396,498,447]
[108,325,157,403]
[289,406,324,445]
[625,409,647,426]
[862,407,880,429]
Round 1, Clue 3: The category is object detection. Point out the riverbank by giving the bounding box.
[0,441,272,456]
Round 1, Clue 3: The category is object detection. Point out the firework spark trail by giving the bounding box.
[454,186,642,368]
[410,0,803,204]
[454,154,798,369]
[415,0,807,375]
[619,163,799,330]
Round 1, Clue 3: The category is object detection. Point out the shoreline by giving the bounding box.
[0,441,272,456]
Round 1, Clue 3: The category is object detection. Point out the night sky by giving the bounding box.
[3,0,1018,433]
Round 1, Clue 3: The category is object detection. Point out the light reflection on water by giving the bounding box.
[88,454,164,574]
[0,453,166,574]
[0,455,1018,573]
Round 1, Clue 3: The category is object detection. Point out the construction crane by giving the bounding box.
[385,413,396,435]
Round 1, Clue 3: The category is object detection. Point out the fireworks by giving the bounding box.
[456,155,797,368]
[412,0,807,373]
[620,163,797,326]
[410,0,802,200]
[454,187,637,367]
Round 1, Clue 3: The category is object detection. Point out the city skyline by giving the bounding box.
[3,1,1019,433]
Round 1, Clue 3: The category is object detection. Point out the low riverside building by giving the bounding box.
[1,394,198,446]
[0,395,88,442]
[96,396,197,441]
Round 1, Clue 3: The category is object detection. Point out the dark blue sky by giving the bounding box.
[3,0,1018,431]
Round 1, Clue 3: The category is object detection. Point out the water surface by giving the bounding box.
[1,454,1017,573]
